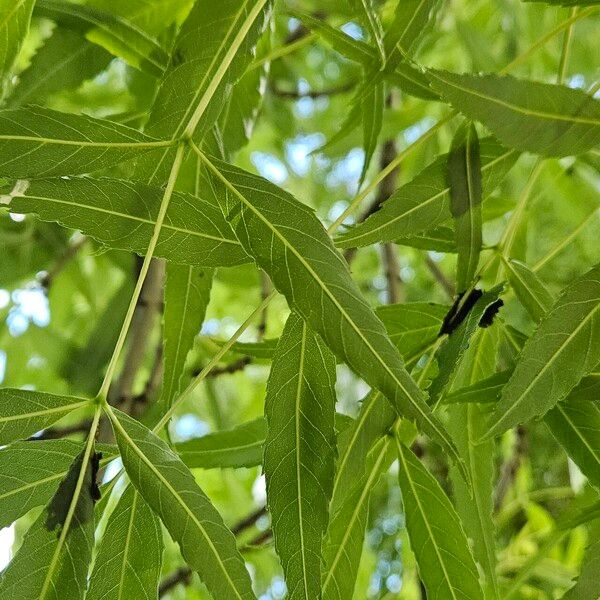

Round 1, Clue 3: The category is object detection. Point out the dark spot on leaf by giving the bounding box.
[439,289,483,336]
[91,451,102,502]
[479,299,504,328]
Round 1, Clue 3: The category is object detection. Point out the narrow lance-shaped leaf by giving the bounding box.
[507,266,600,489]
[0,107,169,178]
[447,326,501,600]
[336,138,517,249]
[0,388,90,445]
[0,177,248,268]
[86,487,163,600]
[108,408,257,600]
[198,152,466,478]
[160,264,213,407]
[7,28,112,108]
[175,418,267,469]
[483,262,600,439]
[562,521,600,600]
[428,70,600,157]
[135,0,272,183]
[349,0,385,61]
[0,0,35,98]
[0,446,98,599]
[35,0,169,77]
[395,438,484,600]
[264,314,337,600]
[359,81,385,184]
[322,437,394,600]
[447,122,483,293]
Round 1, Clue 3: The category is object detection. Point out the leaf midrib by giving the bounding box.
[0,399,89,424]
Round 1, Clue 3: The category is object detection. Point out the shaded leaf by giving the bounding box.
[447,122,483,292]
[503,258,554,323]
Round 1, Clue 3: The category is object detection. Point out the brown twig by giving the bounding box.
[494,425,528,513]
[29,419,92,440]
[270,81,355,99]
[158,567,192,597]
[39,235,87,291]
[424,254,455,300]
[192,356,252,379]
[382,243,403,304]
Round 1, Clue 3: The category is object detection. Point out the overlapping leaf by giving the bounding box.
[1,177,248,267]
[199,153,465,474]
[336,138,517,249]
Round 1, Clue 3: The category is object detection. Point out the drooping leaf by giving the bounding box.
[0,107,168,178]
[1,177,248,267]
[336,138,517,249]
[447,122,483,292]
[503,258,554,323]
[8,28,112,107]
[135,0,272,183]
[264,314,337,600]
[175,418,267,469]
[428,71,600,157]
[447,326,501,599]
[35,0,169,77]
[0,448,97,600]
[86,487,163,600]
[483,262,600,439]
[0,0,35,98]
[395,438,484,600]
[0,388,90,445]
[161,264,213,407]
[108,408,257,600]
[322,437,394,600]
[198,152,465,477]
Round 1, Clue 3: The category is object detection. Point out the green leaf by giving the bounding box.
[0,0,35,97]
[322,437,394,600]
[264,314,337,600]
[0,107,169,178]
[336,138,517,249]
[428,71,600,157]
[350,0,385,61]
[1,177,248,267]
[545,397,600,489]
[35,0,169,77]
[444,369,511,404]
[86,487,163,600]
[359,80,385,183]
[293,11,436,100]
[483,262,600,439]
[0,439,83,529]
[108,408,257,600]
[0,388,90,444]
[524,0,600,5]
[502,258,554,323]
[429,286,504,404]
[175,418,267,469]
[198,152,466,478]
[136,0,272,183]
[447,326,501,599]
[0,447,97,600]
[161,264,213,407]
[447,122,483,292]
[395,438,484,600]
[7,28,112,107]
[562,522,600,600]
